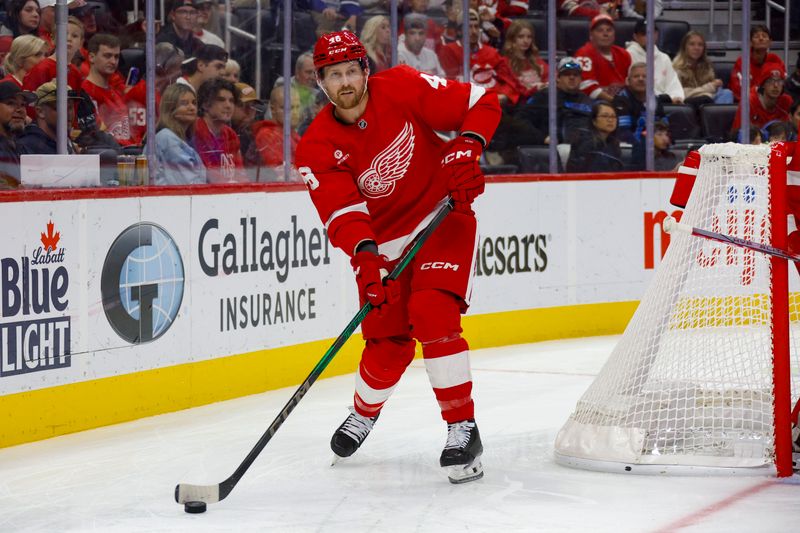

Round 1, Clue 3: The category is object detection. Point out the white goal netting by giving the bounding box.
[555,143,800,474]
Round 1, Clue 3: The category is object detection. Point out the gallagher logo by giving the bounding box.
[101,223,184,344]
[1,220,71,377]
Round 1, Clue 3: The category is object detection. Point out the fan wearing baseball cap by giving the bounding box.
[157,0,204,58]
[574,13,632,101]
[520,57,593,145]
[730,63,793,135]
[17,80,81,155]
[0,80,35,188]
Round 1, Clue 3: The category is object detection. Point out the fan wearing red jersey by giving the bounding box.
[296,30,500,484]
[81,33,133,146]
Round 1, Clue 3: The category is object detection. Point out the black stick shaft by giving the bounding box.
[207,199,452,502]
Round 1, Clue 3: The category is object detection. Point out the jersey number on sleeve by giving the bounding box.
[420,73,448,90]
[298,166,320,190]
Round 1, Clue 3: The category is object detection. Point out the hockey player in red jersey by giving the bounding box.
[295,30,501,484]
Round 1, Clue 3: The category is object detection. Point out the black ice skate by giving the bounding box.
[439,419,484,484]
[330,408,379,461]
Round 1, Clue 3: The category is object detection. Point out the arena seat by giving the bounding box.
[119,48,145,81]
[517,145,563,173]
[712,60,736,88]
[700,104,738,142]
[654,20,690,58]
[662,104,702,141]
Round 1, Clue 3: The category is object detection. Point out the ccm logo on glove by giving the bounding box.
[442,149,478,165]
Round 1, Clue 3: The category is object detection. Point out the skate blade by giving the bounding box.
[445,458,484,484]
[331,453,348,466]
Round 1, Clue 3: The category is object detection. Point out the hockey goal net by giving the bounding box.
[554,142,799,476]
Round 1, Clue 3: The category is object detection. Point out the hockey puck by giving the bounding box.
[184,501,207,514]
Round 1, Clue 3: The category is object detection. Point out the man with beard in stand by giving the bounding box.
[295,30,500,484]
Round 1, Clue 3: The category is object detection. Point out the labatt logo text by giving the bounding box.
[0,221,71,377]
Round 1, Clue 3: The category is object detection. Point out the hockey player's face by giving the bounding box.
[320,61,367,110]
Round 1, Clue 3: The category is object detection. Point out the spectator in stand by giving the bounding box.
[232,81,263,168]
[620,0,662,19]
[312,0,362,38]
[764,120,792,143]
[785,54,800,103]
[672,30,734,107]
[360,16,392,73]
[222,59,240,83]
[23,15,84,94]
[566,100,623,173]
[81,33,133,146]
[157,0,203,58]
[790,100,800,134]
[0,0,41,38]
[192,0,224,47]
[631,120,678,171]
[176,43,227,93]
[625,19,684,104]
[731,65,793,139]
[558,0,619,18]
[298,89,328,136]
[155,83,206,185]
[729,25,786,102]
[17,80,81,155]
[575,14,632,102]
[125,42,185,146]
[194,77,246,183]
[501,19,548,99]
[612,62,666,145]
[0,80,33,188]
[0,37,11,77]
[438,9,523,105]
[440,0,461,47]
[474,1,508,50]
[253,83,302,180]
[522,57,593,145]
[399,0,445,53]
[398,14,445,77]
[273,52,320,131]
[2,35,47,87]
[70,1,99,44]
[360,0,391,14]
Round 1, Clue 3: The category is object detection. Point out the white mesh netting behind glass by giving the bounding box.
[555,143,800,471]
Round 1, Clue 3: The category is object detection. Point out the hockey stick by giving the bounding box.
[663,216,800,263]
[175,198,453,507]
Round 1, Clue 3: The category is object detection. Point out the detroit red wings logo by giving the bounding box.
[357,122,415,198]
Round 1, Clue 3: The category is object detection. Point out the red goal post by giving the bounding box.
[554,142,797,477]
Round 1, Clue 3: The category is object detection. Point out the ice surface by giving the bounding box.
[1,336,797,532]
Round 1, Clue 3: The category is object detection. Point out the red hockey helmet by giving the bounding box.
[313,30,367,72]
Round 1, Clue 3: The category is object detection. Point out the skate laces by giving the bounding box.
[340,408,376,442]
[444,420,475,450]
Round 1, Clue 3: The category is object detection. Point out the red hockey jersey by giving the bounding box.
[295,65,501,259]
[438,41,525,104]
[81,79,134,145]
[574,42,631,99]
[730,89,792,131]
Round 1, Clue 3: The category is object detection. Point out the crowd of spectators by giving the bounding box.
[0,0,798,189]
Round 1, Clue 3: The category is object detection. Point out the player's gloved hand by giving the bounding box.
[440,136,484,213]
[351,251,398,312]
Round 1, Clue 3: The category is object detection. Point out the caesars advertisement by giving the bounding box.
[2,178,696,396]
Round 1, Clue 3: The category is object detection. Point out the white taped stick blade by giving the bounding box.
[175,483,220,504]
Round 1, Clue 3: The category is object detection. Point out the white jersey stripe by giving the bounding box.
[424,350,472,389]
[378,196,449,260]
[325,202,369,231]
[467,84,486,109]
